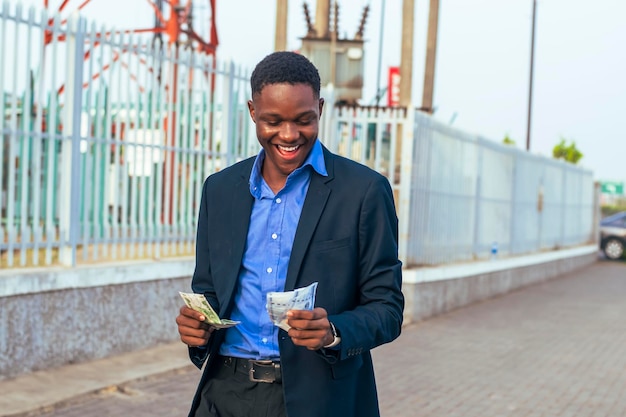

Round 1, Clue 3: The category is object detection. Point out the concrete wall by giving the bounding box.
[0,246,598,380]
[402,246,598,323]
[0,260,194,381]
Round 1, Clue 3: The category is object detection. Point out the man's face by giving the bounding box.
[248,83,324,183]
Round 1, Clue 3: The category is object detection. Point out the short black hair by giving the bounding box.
[250,51,321,99]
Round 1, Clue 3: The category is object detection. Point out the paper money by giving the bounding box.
[266,282,318,331]
[179,292,240,329]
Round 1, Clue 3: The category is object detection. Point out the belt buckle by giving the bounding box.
[248,360,279,383]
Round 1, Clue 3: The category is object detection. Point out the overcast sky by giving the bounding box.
[18,0,626,182]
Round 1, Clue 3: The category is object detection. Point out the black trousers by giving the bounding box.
[194,356,287,417]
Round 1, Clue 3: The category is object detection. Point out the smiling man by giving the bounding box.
[176,51,404,417]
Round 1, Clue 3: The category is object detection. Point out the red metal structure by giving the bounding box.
[43,0,219,94]
[43,0,218,53]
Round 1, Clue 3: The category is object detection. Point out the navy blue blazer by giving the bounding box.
[187,145,404,417]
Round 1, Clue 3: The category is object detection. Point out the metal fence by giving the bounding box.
[403,112,595,266]
[1,2,596,269]
[318,96,595,266]
[1,3,255,267]
[320,93,407,194]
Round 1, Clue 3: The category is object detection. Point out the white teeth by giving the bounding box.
[278,145,299,152]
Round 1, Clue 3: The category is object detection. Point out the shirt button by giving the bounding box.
[275,198,282,204]
[267,267,273,273]
[271,233,278,239]
[262,338,268,344]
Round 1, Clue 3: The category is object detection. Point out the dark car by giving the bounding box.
[600,211,626,260]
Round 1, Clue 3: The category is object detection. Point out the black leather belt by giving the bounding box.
[217,355,282,384]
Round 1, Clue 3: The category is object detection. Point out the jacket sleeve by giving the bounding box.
[329,174,404,362]
[187,177,219,369]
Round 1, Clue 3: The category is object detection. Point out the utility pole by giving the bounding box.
[422,0,439,114]
[375,0,386,106]
[274,0,288,51]
[330,1,338,87]
[526,0,537,151]
[394,0,415,206]
[399,0,415,107]
[315,0,331,39]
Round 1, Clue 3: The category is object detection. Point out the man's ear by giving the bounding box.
[318,98,324,118]
[248,100,256,122]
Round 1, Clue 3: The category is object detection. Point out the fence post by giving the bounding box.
[59,14,84,266]
[559,167,567,248]
[472,139,483,258]
[509,151,519,255]
[397,106,415,265]
[592,180,601,245]
[222,60,234,167]
[320,83,336,151]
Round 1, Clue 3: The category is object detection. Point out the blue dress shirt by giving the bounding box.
[219,140,328,360]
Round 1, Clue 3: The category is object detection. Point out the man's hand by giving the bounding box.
[176,305,214,348]
[286,307,334,350]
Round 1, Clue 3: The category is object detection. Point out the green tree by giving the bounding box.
[502,134,516,146]
[552,138,583,164]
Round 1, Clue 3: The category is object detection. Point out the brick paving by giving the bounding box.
[23,260,626,417]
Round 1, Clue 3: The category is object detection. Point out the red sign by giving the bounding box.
[388,66,400,107]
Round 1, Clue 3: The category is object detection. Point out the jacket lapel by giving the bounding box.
[284,148,334,291]
[220,161,254,315]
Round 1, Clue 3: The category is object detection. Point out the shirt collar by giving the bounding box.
[249,139,328,198]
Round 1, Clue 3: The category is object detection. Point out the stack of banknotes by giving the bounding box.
[266,282,318,331]
[179,292,240,329]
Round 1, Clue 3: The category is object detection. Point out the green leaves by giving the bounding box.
[502,134,516,146]
[552,138,583,164]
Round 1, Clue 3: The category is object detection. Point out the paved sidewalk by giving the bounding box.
[3,260,625,417]
[0,342,192,416]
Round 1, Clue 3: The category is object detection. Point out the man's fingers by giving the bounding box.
[180,325,210,338]
[178,324,213,347]
[287,317,325,331]
[286,307,328,329]
[288,328,330,350]
[179,305,206,322]
[286,307,334,350]
[176,305,214,348]
[181,334,209,347]
[287,307,327,320]
[288,327,326,340]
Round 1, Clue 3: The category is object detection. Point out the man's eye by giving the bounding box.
[296,118,314,125]
[266,120,280,126]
